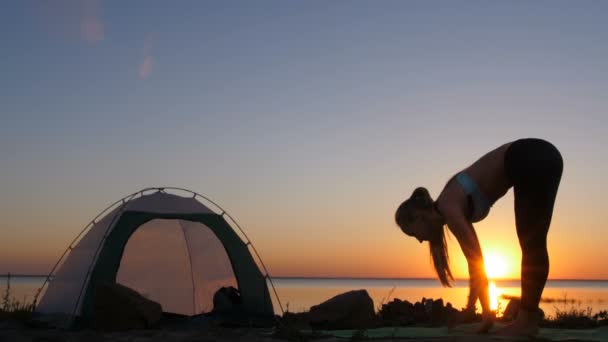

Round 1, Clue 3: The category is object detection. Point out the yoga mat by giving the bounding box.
[312,324,608,341]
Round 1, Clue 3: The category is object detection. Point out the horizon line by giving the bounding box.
[3,274,608,282]
[269,276,608,282]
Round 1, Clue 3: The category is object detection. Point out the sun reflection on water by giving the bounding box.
[489,281,503,311]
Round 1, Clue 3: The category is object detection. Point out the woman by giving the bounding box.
[395,138,563,336]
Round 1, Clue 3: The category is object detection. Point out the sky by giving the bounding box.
[1,1,607,280]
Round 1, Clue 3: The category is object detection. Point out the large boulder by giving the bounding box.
[93,283,162,330]
[309,290,376,329]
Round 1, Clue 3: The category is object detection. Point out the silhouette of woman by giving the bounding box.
[395,138,563,336]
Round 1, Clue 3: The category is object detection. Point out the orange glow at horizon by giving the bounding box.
[3,203,607,280]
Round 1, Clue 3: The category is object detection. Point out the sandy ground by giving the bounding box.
[0,327,590,342]
[0,330,532,342]
[0,320,597,342]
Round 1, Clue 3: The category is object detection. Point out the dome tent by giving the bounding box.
[35,187,277,327]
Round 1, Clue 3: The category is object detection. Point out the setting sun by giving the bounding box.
[484,252,509,279]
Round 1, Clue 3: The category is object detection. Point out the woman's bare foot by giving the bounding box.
[495,309,540,336]
[474,311,495,334]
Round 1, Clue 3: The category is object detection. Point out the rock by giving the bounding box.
[309,290,376,329]
[503,298,520,321]
[430,298,445,324]
[93,282,162,331]
[424,298,434,315]
[379,299,415,326]
[413,300,428,323]
[444,302,458,316]
[380,297,459,326]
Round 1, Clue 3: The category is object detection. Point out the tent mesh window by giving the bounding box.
[116,219,237,315]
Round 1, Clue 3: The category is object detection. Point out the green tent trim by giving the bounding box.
[80,211,273,323]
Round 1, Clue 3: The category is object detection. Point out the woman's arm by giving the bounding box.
[445,213,491,315]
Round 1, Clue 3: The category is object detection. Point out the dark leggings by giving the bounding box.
[504,138,563,312]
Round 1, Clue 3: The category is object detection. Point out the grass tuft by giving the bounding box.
[0,273,35,323]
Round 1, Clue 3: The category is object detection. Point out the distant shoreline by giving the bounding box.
[268,276,608,282]
[0,274,48,278]
[3,274,608,282]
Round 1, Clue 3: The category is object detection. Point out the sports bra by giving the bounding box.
[455,172,491,222]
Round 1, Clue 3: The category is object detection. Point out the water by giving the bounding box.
[0,275,46,307]
[267,278,608,318]
[3,275,608,318]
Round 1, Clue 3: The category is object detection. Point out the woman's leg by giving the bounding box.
[500,139,563,335]
[515,173,560,311]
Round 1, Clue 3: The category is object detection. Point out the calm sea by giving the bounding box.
[269,278,608,318]
[3,276,608,318]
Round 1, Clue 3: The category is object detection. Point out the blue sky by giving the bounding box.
[1,1,607,278]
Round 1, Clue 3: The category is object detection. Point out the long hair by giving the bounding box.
[396,187,454,287]
[429,224,453,287]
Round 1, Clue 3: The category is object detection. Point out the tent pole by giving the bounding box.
[70,191,140,320]
[34,189,148,313]
[178,220,197,315]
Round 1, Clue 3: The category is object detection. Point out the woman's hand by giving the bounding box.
[466,273,494,334]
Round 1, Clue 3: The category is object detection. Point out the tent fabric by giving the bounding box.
[36,191,274,326]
